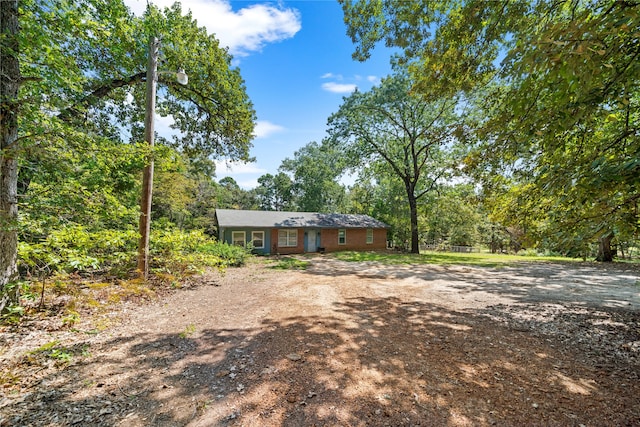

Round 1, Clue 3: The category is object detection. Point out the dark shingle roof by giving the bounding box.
[215,209,388,229]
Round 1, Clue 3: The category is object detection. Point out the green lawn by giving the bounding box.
[333,250,583,268]
[268,256,310,270]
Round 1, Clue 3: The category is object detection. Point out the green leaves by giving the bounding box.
[6,0,258,286]
[18,0,255,160]
[327,71,462,252]
[18,226,138,276]
[340,0,640,257]
[279,141,347,213]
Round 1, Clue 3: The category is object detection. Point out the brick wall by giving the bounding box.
[320,228,387,252]
[270,228,304,255]
[270,227,387,254]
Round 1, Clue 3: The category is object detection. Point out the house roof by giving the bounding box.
[215,209,388,229]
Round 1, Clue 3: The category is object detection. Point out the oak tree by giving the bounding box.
[326,72,460,253]
[340,0,640,260]
[0,0,255,310]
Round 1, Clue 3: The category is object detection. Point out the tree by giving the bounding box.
[340,0,640,261]
[420,183,481,247]
[347,169,410,248]
[255,172,295,211]
[326,72,459,253]
[216,177,258,210]
[152,148,199,230]
[0,0,255,309]
[19,139,144,237]
[279,141,346,213]
[1,0,20,311]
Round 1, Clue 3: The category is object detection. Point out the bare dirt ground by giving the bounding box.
[1,255,640,426]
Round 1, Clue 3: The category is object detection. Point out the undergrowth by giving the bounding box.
[2,227,250,326]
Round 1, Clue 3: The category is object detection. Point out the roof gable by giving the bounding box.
[215,209,388,229]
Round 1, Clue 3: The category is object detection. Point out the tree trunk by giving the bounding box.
[596,231,614,262]
[407,187,420,254]
[0,0,21,313]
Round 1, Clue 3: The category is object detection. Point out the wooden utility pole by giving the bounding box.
[137,36,159,279]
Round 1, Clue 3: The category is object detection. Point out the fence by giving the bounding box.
[420,244,479,253]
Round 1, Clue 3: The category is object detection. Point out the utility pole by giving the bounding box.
[137,36,159,279]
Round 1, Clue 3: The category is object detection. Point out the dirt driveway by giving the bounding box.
[2,256,639,426]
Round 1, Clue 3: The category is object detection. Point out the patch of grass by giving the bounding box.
[86,282,111,290]
[179,323,196,338]
[104,279,156,305]
[269,256,310,270]
[25,341,92,367]
[334,250,583,268]
[28,341,72,364]
[61,309,80,326]
[1,304,25,325]
[92,316,115,331]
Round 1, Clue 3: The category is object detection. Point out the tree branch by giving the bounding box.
[58,71,146,122]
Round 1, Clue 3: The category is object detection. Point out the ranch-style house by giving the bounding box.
[214,209,388,255]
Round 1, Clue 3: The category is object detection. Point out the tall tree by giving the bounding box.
[326,72,459,253]
[255,172,295,211]
[279,141,346,213]
[0,0,255,308]
[347,169,410,248]
[0,0,20,311]
[216,177,258,210]
[340,0,640,260]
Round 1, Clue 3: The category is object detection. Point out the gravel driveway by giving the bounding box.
[2,256,639,426]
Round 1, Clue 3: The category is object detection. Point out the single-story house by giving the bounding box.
[214,209,389,255]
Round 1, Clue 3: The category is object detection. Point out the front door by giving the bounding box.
[306,230,317,252]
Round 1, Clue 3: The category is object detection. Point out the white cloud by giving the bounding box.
[321,72,380,93]
[123,0,301,56]
[154,113,181,139]
[236,178,260,189]
[214,160,266,189]
[321,82,357,94]
[214,159,267,175]
[254,120,285,138]
[321,72,343,80]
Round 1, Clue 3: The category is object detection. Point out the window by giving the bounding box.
[252,231,264,249]
[366,228,374,244]
[278,229,298,247]
[232,231,245,247]
[338,229,346,245]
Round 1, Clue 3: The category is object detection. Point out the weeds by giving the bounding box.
[26,340,85,365]
[1,304,25,325]
[179,323,196,338]
[6,228,251,327]
[269,257,309,270]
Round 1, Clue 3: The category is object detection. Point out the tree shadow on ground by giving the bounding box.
[302,257,640,309]
[3,296,639,426]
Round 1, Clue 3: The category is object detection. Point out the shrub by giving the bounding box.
[17,225,250,282]
[152,233,249,274]
[19,225,138,277]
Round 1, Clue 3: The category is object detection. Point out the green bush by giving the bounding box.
[151,229,211,254]
[153,233,249,274]
[18,225,249,280]
[197,241,249,267]
[19,226,138,276]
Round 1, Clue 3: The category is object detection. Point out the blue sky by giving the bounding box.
[124,0,394,188]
